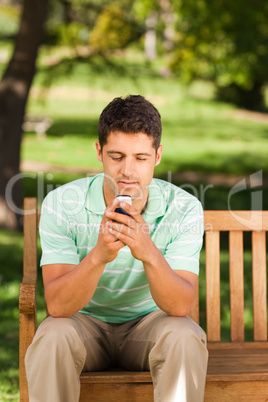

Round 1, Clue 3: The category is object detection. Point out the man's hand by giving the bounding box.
[105,201,157,262]
[93,198,126,265]
[105,201,198,317]
[42,198,127,318]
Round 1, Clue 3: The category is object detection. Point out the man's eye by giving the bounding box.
[112,157,123,161]
[137,158,146,161]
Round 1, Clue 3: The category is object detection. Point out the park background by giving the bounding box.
[0,0,268,400]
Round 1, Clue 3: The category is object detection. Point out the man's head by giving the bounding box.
[96,95,163,211]
[98,95,162,151]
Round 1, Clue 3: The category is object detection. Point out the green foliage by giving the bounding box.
[89,3,143,51]
[58,22,90,46]
[44,1,94,45]
[43,0,145,50]
[170,0,268,110]
[132,0,159,20]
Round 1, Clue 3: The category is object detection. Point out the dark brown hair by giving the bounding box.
[98,95,162,150]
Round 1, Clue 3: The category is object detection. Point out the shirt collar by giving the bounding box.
[85,174,166,221]
[85,174,106,215]
[142,179,166,223]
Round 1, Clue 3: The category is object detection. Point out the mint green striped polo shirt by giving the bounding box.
[39,173,204,323]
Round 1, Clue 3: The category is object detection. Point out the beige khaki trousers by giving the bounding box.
[25,310,208,402]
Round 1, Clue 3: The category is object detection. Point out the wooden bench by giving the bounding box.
[19,197,268,401]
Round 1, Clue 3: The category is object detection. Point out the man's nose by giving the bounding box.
[121,158,135,177]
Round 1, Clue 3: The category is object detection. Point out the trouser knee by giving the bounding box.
[25,316,86,376]
[33,316,84,348]
[150,314,207,361]
[166,315,206,345]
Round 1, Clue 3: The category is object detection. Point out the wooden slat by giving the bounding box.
[80,371,152,383]
[206,231,221,341]
[204,210,268,232]
[205,381,268,402]
[23,198,37,280]
[208,341,268,350]
[252,231,267,341]
[80,371,153,402]
[80,383,153,402]
[229,231,244,342]
[208,353,268,377]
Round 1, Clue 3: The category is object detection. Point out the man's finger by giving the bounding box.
[120,201,145,223]
[102,198,120,223]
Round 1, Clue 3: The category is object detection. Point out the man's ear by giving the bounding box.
[155,145,163,166]
[95,141,102,163]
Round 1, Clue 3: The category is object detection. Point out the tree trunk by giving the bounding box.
[145,12,157,61]
[0,0,49,229]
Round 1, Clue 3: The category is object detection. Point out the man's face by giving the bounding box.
[95,131,162,208]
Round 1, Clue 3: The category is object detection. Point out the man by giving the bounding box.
[25,95,208,401]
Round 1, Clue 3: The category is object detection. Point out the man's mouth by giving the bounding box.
[116,180,143,199]
[118,180,139,186]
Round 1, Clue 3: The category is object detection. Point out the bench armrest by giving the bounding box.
[19,280,36,315]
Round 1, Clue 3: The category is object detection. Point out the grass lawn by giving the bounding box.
[23,59,268,176]
[0,230,46,401]
[1,45,268,399]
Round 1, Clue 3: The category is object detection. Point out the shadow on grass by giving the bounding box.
[46,118,99,138]
[159,151,268,177]
[162,114,268,142]
[38,54,163,88]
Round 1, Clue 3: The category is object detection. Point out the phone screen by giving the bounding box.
[115,195,131,216]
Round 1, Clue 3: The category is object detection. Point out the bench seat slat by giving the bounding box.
[252,231,267,341]
[207,354,268,376]
[80,347,268,382]
[79,379,268,402]
[79,382,153,402]
[207,341,268,350]
[205,381,268,402]
[80,371,152,384]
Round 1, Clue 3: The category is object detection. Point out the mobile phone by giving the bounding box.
[115,195,132,216]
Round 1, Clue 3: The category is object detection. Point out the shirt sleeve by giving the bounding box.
[39,191,80,267]
[164,199,204,275]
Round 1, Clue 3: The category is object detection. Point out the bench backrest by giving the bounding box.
[191,210,268,342]
[23,198,268,343]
